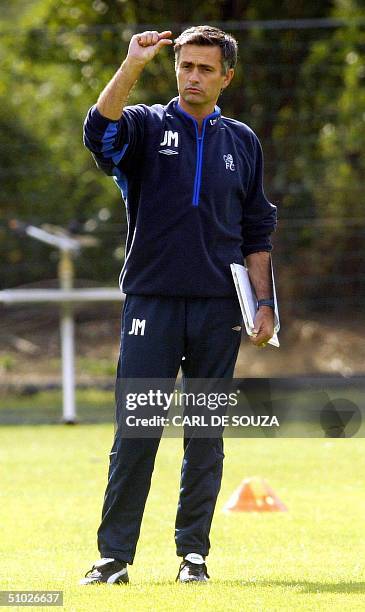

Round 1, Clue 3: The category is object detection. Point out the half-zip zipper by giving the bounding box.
[176,103,220,207]
[192,119,207,206]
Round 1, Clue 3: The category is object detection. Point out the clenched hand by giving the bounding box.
[249,306,274,347]
[128,30,173,66]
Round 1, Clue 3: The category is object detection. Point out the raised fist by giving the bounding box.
[127,30,173,66]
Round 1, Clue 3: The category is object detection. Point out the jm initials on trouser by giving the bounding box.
[97,294,242,564]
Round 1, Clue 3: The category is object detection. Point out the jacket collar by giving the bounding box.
[166,97,221,136]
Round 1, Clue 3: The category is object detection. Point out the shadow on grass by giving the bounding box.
[141,580,365,594]
[220,580,365,594]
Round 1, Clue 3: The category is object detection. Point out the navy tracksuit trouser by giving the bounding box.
[97,295,242,563]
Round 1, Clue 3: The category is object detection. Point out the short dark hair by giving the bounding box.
[174,25,238,74]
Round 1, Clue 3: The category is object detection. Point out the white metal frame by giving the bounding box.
[0,287,123,423]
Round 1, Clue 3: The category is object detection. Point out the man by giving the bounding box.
[81,25,277,585]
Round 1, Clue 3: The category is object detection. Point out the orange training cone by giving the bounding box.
[223,476,288,513]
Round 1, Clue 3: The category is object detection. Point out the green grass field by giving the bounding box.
[0,393,365,611]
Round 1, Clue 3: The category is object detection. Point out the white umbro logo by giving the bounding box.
[232,325,242,331]
[159,149,179,156]
[128,318,146,336]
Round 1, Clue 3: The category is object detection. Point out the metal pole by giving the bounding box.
[59,250,76,423]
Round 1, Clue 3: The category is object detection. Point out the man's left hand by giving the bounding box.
[250,306,274,347]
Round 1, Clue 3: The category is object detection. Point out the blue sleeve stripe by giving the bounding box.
[101,123,129,165]
[112,166,128,201]
[101,123,119,153]
[112,143,129,165]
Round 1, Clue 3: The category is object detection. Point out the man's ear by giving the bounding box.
[222,68,234,90]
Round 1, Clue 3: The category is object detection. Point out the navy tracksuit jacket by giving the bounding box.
[83,97,277,562]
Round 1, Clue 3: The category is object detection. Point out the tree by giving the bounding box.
[277,0,365,310]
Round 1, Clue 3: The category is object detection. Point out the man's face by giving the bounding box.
[175,44,234,109]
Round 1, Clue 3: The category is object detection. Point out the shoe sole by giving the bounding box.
[177,578,209,584]
[80,576,129,586]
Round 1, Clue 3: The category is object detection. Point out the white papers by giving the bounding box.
[230,261,280,348]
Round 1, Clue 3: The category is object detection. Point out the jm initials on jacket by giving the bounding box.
[83,97,277,297]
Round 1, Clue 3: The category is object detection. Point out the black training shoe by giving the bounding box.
[80,558,129,585]
[176,558,210,583]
